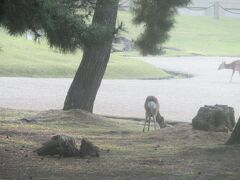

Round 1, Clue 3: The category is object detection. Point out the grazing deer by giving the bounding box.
[218,60,240,82]
[143,96,164,132]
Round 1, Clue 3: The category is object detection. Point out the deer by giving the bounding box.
[143,96,165,132]
[218,60,240,82]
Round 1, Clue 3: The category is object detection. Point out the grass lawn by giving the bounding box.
[0,28,170,79]
[117,11,240,56]
[1,108,240,179]
[1,11,240,78]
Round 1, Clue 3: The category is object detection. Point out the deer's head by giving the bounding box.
[218,62,226,70]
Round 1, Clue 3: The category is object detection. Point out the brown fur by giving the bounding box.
[218,60,240,82]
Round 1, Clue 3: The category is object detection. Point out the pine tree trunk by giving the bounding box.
[63,0,119,112]
[226,117,240,145]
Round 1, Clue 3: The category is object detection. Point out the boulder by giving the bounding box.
[79,138,100,157]
[112,36,135,52]
[34,135,100,158]
[192,105,235,132]
[34,135,79,157]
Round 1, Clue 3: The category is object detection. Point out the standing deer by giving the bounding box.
[143,96,165,132]
[218,60,240,82]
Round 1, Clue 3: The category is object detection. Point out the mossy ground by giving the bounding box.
[1,108,240,179]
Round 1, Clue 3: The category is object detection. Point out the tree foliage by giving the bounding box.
[0,0,114,52]
[0,0,190,55]
[132,0,191,55]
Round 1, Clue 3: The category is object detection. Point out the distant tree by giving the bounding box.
[226,117,240,145]
[0,0,190,112]
[132,0,191,55]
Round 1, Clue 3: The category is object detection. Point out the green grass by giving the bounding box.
[105,56,169,79]
[1,11,239,78]
[167,16,240,56]
[0,28,169,79]
[117,11,240,56]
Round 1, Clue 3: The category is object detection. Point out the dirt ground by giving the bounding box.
[1,108,240,180]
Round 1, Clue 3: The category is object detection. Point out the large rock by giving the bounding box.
[79,138,100,157]
[34,135,100,158]
[34,135,79,157]
[112,36,135,52]
[192,105,235,132]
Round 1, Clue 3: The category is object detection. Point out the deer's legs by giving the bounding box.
[148,116,151,132]
[143,114,148,132]
[153,115,157,130]
[230,70,235,82]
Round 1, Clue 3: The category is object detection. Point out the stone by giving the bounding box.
[34,135,79,157]
[35,135,100,158]
[79,138,100,157]
[192,105,235,132]
[112,36,135,52]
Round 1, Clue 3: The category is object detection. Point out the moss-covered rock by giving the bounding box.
[192,105,235,132]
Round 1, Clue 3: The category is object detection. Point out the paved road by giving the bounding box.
[0,56,240,122]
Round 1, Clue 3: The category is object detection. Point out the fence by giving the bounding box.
[119,0,240,19]
[178,1,240,19]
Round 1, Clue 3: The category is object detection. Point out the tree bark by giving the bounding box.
[226,117,240,145]
[63,0,119,112]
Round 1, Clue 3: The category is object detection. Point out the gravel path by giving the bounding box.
[0,56,240,122]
